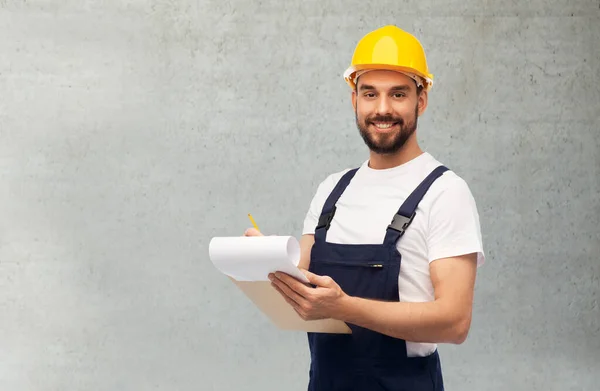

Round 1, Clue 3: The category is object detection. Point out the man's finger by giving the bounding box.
[271,275,308,305]
[244,228,263,236]
[273,272,313,296]
[301,269,333,287]
[271,281,301,310]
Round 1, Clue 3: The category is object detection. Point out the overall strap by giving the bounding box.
[383,165,450,246]
[314,168,359,243]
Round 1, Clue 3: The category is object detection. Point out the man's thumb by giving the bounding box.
[301,269,331,287]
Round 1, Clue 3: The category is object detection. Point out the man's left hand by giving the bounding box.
[268,270,347,321]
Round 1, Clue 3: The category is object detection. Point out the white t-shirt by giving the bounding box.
[302,152,485,357]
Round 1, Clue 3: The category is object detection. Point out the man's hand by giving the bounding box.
[269,270,348,321]
[244,227,263,237]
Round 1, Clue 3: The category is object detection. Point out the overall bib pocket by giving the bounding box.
[309,259,387,300]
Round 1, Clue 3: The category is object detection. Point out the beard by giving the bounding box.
[356,104,419,155]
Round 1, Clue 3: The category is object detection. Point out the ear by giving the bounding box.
[352,89,357,112]
[417,90,428,116]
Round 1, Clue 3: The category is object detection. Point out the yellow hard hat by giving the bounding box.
[343,25,434,91]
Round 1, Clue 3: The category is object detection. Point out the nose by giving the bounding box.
[376,96,392,116]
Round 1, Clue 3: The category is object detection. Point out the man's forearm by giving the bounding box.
[335,295,471,344]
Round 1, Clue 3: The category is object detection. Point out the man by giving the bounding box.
[245,25,484,391]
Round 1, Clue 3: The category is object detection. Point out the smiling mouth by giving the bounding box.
[370,122,398,131]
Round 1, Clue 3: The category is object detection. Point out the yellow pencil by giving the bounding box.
[247,213,260,231]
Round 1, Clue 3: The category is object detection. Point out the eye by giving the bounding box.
[363,92,376,98]
[392,93,406,98]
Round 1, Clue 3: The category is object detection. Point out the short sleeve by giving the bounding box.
[426,176,485,267]
[301,171,348,235]
[302,190,322,235]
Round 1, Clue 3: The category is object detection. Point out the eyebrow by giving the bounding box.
[359,84,412,92]
[390,85,411,92]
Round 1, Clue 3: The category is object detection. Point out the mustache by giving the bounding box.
[367,115,404,125]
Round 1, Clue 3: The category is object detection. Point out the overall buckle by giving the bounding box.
[316,206,337,230]
[387,212,416,235]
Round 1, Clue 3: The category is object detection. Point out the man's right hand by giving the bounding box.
[244,228,263,237]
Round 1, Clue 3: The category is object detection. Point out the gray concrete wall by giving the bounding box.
[1,1,598,390]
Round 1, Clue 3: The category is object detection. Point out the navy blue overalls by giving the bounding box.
[307,165,449,391]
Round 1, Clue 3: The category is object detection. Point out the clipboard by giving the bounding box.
[229,277,352,334]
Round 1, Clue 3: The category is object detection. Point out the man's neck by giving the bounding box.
[367,139,424,170]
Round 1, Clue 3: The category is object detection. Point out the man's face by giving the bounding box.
[352,70,427,155]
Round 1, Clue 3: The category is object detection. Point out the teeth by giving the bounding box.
[375,123,394,129]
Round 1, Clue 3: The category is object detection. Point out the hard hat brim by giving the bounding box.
[344,64,434,91]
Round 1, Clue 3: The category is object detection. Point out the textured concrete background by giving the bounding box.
[1,1,599,390]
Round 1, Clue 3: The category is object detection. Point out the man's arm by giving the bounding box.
[338,253,477,344]
[269,252,478,345]
[297,234,315,270]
